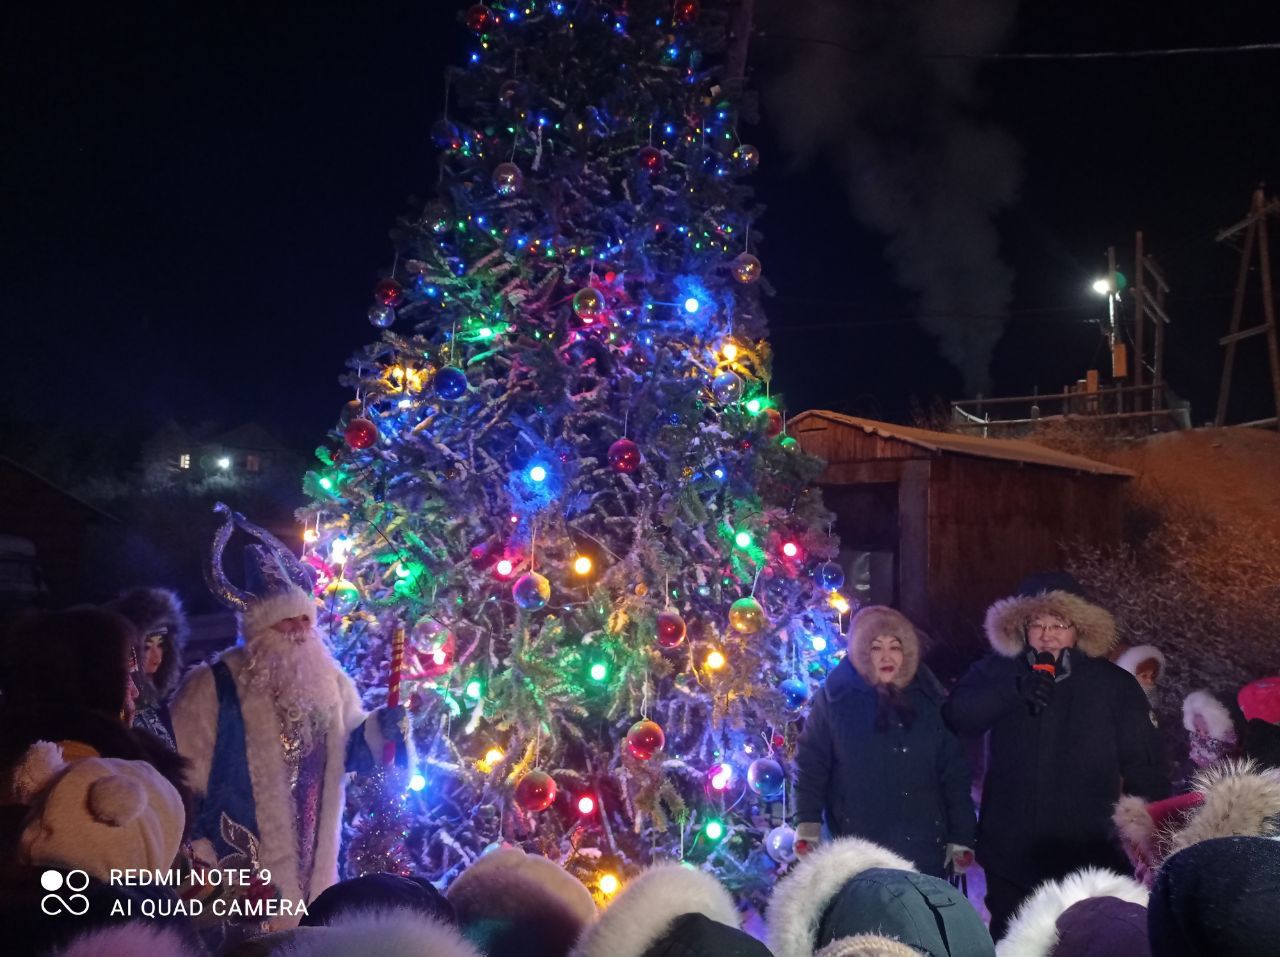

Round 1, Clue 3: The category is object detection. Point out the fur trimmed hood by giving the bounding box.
[570,864,741,957]
[51,922,202,957]
[447,848,597,957]
[1112,792,1203,886]
[239,585,318,643]
[1182,689,1236,741]
[815,936,921,957]
[767,838,915,957]
[1114,645,1166,681]
[984,590,1117,658]
[276,908,481,957]
[996,869,1148,957]
[1165,760,1280,856]
[108,587,189,698]
[847,607,919,690]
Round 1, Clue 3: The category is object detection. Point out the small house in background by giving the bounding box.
[790,411,1133,678]
[141,420,304,485]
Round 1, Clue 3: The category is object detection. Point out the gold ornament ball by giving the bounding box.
[732,253,762,284]
[728,595,767,634]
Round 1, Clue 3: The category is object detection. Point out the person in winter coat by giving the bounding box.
[942,573,1168,940]
[107,586,189,750]
[995,868,1151,957]
[570,863,771,957]
[1115,645,1167,723]
[233,908,483,957]
[1237,675,1280,769]
[0,607,190,867]
[795,606,976,877]
[767,835,994,957]
[1147,835,1280,957]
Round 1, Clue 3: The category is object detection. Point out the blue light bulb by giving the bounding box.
[409,773,427,792]
[684,297,700,314]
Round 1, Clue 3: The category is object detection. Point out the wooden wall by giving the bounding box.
[925,456,1126,664]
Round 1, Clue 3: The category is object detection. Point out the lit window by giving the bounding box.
[246,454,261,473]
[178,453,191,469]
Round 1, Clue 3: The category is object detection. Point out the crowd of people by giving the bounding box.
[0,526,1276,956]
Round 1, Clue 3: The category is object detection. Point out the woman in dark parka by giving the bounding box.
[943,574,1168,941]
[795,605,976,878]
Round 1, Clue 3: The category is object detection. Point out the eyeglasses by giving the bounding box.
[1027,621,1073,636]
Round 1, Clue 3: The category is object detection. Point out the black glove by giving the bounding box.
[1017,669,1054,710]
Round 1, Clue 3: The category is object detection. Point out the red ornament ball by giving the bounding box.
[343,417,379,450]
[514,770,557,812]
[762,407,784,437]
[374,278,404,307]
[465,4,496,33]
[608,438,642,474]
[656,610,687,648]
[626,719,665,761]
[637,146,665,173]
[673,0,700,25]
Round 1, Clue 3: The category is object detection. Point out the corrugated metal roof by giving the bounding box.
[790,411,1135,477]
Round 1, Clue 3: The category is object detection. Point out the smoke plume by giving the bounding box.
[759,0,1022,396]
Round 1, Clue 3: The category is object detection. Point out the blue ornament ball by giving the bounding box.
[711,371,743,404]
[779,677,810,710]
[765,824,797,864]
[747,758,786,799]
[512,571,551,610]
[435,367,469,400]
[814,561,845,591]
[368,304,396,328]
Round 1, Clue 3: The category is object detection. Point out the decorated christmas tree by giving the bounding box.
[299,0,849,903]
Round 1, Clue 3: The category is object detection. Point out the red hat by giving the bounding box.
[1239,677,1280,725]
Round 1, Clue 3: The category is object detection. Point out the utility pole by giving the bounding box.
[1215,188,1280,428]
[1131,231,1171,412]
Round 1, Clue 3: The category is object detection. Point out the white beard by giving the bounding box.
[243,625,345,750]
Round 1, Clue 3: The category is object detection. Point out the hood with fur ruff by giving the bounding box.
[984,590,1117,659]
[847,606,919,690]
[995,868,1147,957]
[107,587,189,698]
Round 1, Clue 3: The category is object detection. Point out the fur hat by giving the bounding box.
[1115,645,1167,682]
[49,922,201,957]
[275,908,481,957]
[768,837,993,957]
[984,580,1117,659]
[1112,792,1204,886]
[1148,836,1280,957]
[16,742,185,883]
[570,863,767,957]
[446,848,596,957]
[1163,760,1280,857]
[847,606,920,689]
[106,587,188,699]
[996,868,1149,957]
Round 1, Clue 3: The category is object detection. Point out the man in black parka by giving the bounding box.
[943,573,1168,940]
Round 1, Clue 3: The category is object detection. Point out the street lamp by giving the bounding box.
[216,456,231,470]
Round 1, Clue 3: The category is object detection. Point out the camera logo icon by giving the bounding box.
[40,869,90,916]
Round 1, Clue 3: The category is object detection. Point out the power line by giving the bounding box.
[756,32,1280,62]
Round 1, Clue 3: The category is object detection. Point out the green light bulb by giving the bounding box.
[734,531,752,549]
[703,819,724,841]
[465,679,483,699]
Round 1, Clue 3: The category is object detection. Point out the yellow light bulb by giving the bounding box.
[483,747,504,766]
[829,593,851,614]
[598,873,620,896]
[705,650,727,671]
[573,555,594,576]
[303,529,318,543]
[721,342,739,362]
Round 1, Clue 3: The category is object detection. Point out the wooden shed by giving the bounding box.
[790,411,1133,675]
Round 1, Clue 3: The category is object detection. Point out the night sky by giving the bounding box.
[4,2,1280,457]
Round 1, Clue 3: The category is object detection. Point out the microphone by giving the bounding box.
[1030,651,1056,716]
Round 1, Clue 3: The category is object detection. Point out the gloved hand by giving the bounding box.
[946,844,975,874]
[376,704,408,744]
[795,822,822,857]
[1017,669,1054,710]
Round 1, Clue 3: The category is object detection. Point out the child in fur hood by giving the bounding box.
[108,586,190,751]
[794,606,976,878]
